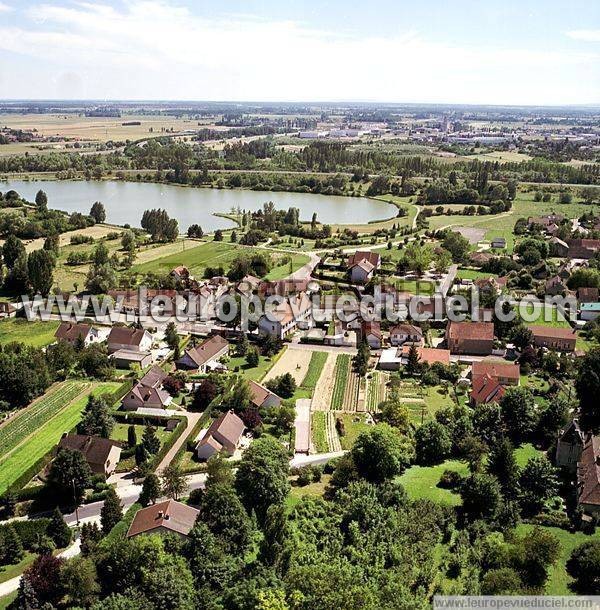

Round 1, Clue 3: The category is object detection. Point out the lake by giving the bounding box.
[0,180,395,232]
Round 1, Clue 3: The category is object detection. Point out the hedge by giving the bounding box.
[0,518,50,550]
[100,502,141,547]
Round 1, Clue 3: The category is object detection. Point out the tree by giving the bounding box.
[141,208,179,241]
[142,425,161,454]
[187,224,203,238]
[27,249,55,295]
[121,230,136,253]
[481,568,522,595]
[47,339,77,377]
[43,233,60,256]
[90,201,106,223]
[214,229,223,242]
[47,507,72,548]
[461,473,501,522]
[101,487,123,534]
[405,344,421,376]
[62,556,100,607]
[35,189,48,211]
[13,573,40,609]
[379,393,410,432]
[246,346,260,368]
[537,397,569,445]
[415,420,452,465]
[518,527,560,590]
[85,262,117,293]
[2,234,26,269]
[164,321,179,351]
[500,387,537,442]
[511,325,533,350]
[486,437,519,497]
[567,540,600,593]
[139,473,161,506]
[127,425,137,448]
[351,424,414,483]
[80,522,102,557]
[576,348,600,426]
[161,463,187,500]
[79,343,114,379]
[48,448,92,503]
[354,339,371,377]
[442,231,470,263]
[135,443,149,467]
[198,483,253,554]
[265,373,296,399]
[519,456,558,515]
[205,453,235,489]
[23,554,65,606]
[2,523,23,564]
[192,379,218,412]
[78,395,114,438]
[235,436,290,523]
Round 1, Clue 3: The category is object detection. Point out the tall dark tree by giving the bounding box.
[48,448,92,503]
[47,507,72,548]
[90,201,106,223]
[2,234,26,269]
[576,348,600,427]
[100,487,123,534]
[78,395,114,438]
[35,189,48,211]
[27,249,55,296]
[139,473,161,506]
[142,425,161,455]
[486,437,519,498]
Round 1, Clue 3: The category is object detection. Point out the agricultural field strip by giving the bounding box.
[299,351,328,391]
[342,367,360,412]
[0,381,89,460]
[331,354,351,411]
[0,382,120,494]
[310,353,337,411]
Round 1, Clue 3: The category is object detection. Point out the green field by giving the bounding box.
[265,253,310,281]
[331,354,351,410]
[132,240,241,276]
[227,350,282,382]
[396,459,469,506]
[0,319,59,347]
[338,413,371,451]
[0,381,122,494]
[310,411,328,453]
[300,351,328,391]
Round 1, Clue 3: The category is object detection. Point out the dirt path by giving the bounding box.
[263,348,313,386]
[311,353,337,411]
[155,410,203,474]
[326,411,342,452]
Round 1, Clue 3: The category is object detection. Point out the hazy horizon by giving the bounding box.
[0,0,598,106]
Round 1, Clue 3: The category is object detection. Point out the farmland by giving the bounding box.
[0,381,122,494]
[331,354,351,410]
[366,371,388,412]
[0,319,60,348]
[300,351,328,391]
[263,347,312,386]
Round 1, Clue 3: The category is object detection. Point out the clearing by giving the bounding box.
[0,319,59,348]
[263,348,313,386]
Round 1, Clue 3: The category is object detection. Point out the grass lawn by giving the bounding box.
[0,318,59,347]
[0,592,17,610]
[0,551,36,584]
[517,304,571,328]
[388,278,435,295]
[132,240,240,276]
[287,474,331,510]
[516,524,600,595]
[264,253,310,281]
[396,459,469,506]
[456,268,493,280]
[227,352,281,382]
[110,422,170,444]
[0,381,122,494]
[514,442,543,468]
[338,413,371,451]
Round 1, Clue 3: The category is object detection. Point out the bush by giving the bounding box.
[438,469,464,490]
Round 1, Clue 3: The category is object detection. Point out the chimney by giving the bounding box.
[164,514,170,520]
[157,511,164,518]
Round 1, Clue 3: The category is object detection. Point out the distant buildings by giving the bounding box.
[528,325,577,352]
[445,321,495,355]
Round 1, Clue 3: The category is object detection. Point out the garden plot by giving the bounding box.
[311,353,337,411]
[331,354,360,412]
[263,348,312,386]
[366,372,389,412]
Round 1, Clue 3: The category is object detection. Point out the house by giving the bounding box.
[258,292,312,339]
[491,237,506,249]
[195,410,245,461]
[171,266,190,283]
[0,302,17,318]
[445,321,494,355]
[474,276,500,295]
[249,380,282,409]
[471,359,520,386]
[55,322,98,347]
[361,321,382,349]
[111,350,153,369]
[122,365,171,411]
[346,251,381,284]
[379,346,450,371]
[556,419,585,472]
[528,325,577,352]
[389,323,423,347]
[545,275,567,296]
[469,252,493,266]
[127,500,200,539]
[57,433,121,477]
[528,214,564,230]
[578,287,599,303]
[549,237,569,257]
[567,238,600,260]
[580,302,600,322]
[470,373,506,406]
[176,335,229,372]
[577,435,600,517]
[107,327,152,354]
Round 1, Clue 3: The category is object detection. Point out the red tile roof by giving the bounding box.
[127,500,199,538]
[346,251,381,269]
[447,321,494,341]
[472,359,520,382]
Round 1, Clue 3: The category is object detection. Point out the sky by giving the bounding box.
[0,0,599,105]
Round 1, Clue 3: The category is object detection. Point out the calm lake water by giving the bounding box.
[1,180,394,232]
